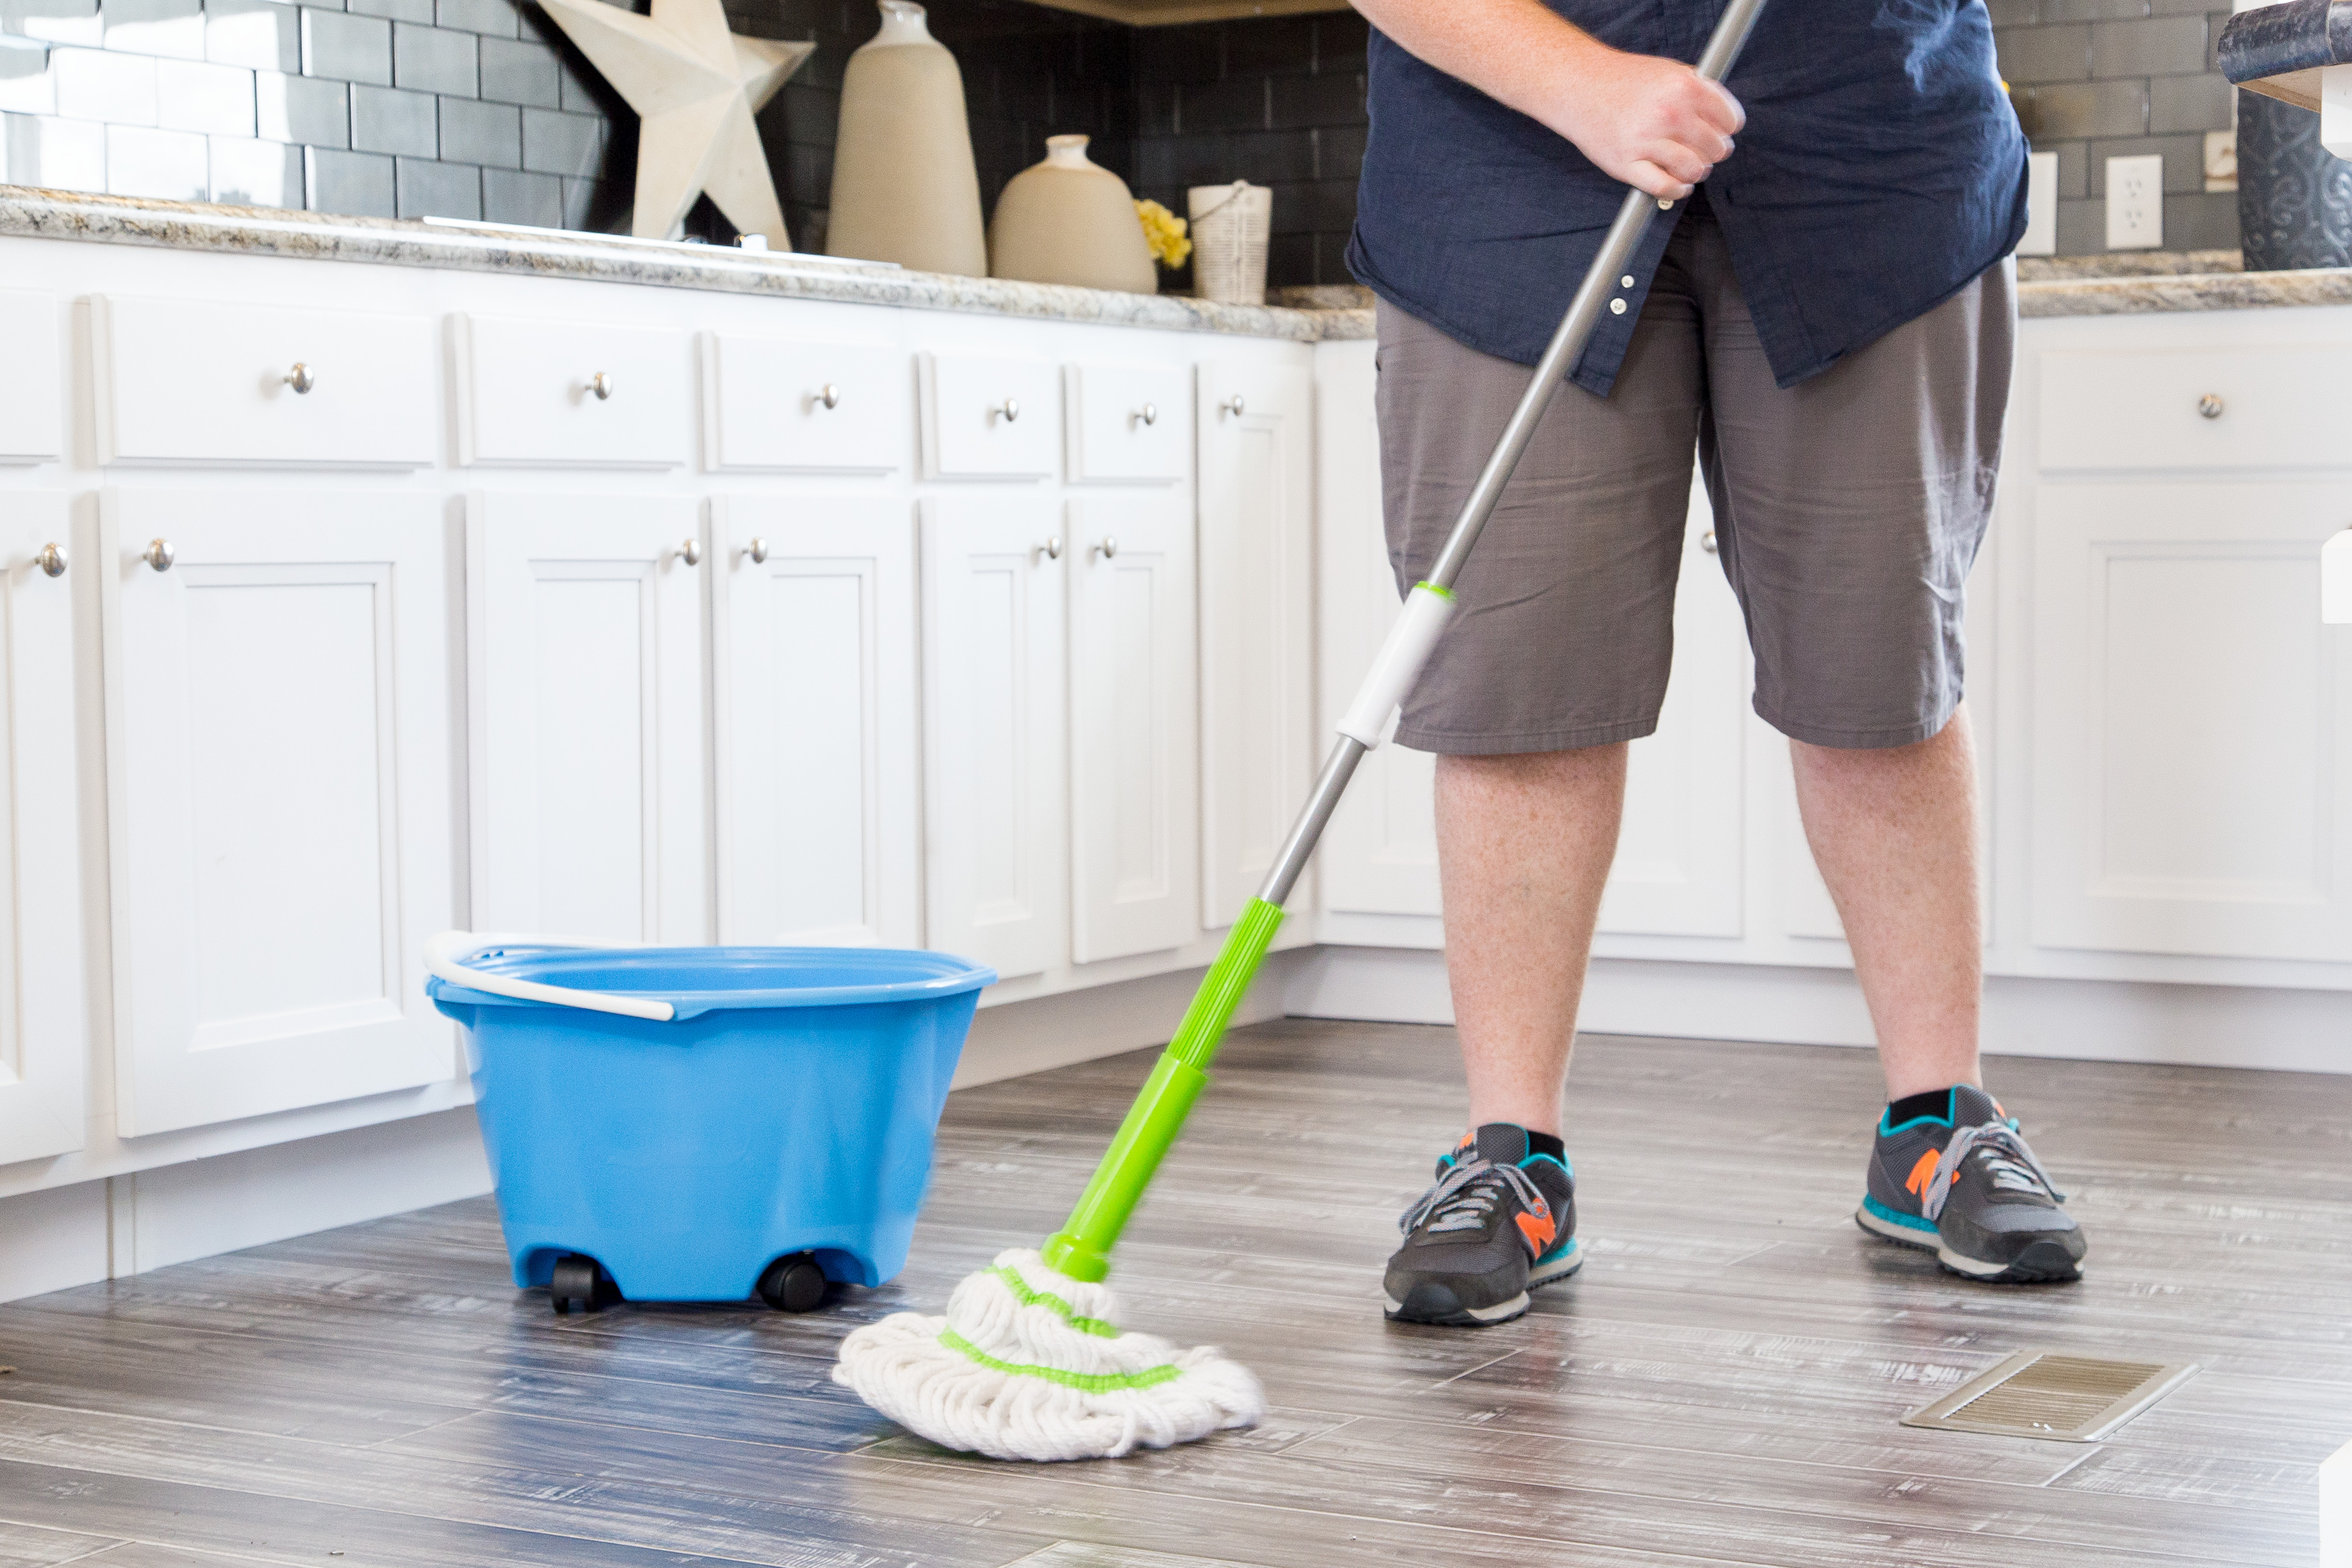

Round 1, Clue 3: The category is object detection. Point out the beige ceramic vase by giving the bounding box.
[988,134,1157,295]
[824,0,987,277]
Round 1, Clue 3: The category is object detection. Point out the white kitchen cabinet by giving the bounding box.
[1198,358,1315,930]
[100,488,455,1137]
[1065,362,1190,484]
[919,352,1059,480]
[921,498,1067,978]
[700,333,908,475]
[2040,344,2350,473]
[1595,500,1746,939]
[1067,498,1199,962]
[0,291,62,465]
[1315,340,1441,920]
[711,495,919,948]
[468,492,709,945]
[92,296,437,470]
[2031,480,2352,962]
[0,495,86,1164]
[454,315,694,470]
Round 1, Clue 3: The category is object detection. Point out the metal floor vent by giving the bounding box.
[1901,1351,2198,1442]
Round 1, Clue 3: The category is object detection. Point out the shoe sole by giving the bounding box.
[1383,1242,1584,1327]
[1854,1202,2084,1284]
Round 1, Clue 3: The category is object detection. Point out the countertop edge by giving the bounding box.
[6,187,2347,331]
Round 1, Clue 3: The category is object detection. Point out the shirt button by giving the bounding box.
[1609,298,1627,315]
[1620,275,1635,288]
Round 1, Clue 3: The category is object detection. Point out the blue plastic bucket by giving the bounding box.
[426,942,994,1302]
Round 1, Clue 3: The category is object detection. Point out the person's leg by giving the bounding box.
[1791,703,1982,1102]
[1436,744,1627,1138]
[1370,234,1703,1325]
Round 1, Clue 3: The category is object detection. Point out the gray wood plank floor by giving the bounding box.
[3,1021,2347,1567]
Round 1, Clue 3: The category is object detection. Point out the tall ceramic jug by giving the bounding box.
[825,0,987,277]
[989,135,1157,294]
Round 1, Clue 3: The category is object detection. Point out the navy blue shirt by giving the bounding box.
[1347,0,2029,395]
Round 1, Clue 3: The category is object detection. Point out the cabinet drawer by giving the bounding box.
[701,332,907,474]
[0,290,62,464]
[919,352,1058,480]
[456,314,693,469]
[92,295,436,469]
[1066,361,1189,483]
[2039,346,2352,472]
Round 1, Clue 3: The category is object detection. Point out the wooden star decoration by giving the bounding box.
[536,0,814,245]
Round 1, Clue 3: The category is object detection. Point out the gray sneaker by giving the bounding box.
[1856,1084,2086,1282]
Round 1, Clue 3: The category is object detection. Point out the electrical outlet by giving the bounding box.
[2020,150,2057,256]
[2105,154,2163,251]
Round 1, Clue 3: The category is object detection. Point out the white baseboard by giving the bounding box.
[0,1109,492,1305]
[2324,1439,2351,1568]
[953,949,1301,1089]
[1284,947,2352,1075]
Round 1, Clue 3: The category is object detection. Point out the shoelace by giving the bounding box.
[1921,1121,2066,1223]
[1399,1157,1545,1237]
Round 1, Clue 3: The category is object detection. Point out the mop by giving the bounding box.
[833,0,1769,1462]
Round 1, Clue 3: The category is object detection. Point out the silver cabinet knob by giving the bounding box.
[1219,394,1245,417]
[1135,403,1157,427]
[994,397,1021,423]
[1700,530,1718,554]
[2198,393,2224,420]
[747,537,769,565]
[817,384,841,410]
[588,370,614,401]
[143,538,175,572]
[35,542,67,577]
[1039,536,1062,561]
[678,538,702,566]
[282,362,315,394]
[1094,537,1119,560]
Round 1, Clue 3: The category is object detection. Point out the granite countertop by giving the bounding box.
[7,185,2352,333]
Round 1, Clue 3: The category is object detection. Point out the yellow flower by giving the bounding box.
[1135,199,1192,269]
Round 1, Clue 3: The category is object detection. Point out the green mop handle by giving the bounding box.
[1041,0,1770,1285]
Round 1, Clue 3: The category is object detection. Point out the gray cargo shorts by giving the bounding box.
[1377,198,2014,753]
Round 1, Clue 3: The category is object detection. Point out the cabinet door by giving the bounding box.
[2031,482,2352,961]
[712,496,918,947]
[1198,358,1315,928]
[1596,496,1746,938]
[102,489,455,1137]
[1067,498,1199,962]
[469,493,708,945]
[0,495,85,1162]
[1066,362,1190,484]
[921,499,1066,979]
[1316,340,1441,918]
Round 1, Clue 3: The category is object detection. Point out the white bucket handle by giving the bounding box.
[425,930,678,1022]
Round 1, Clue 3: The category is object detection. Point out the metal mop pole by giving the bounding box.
[1042,0,1770,1284]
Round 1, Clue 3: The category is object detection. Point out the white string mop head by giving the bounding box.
[833,1248,1264,1462]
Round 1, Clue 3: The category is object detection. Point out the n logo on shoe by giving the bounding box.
[1905,1149,1941,1198]
[1515,1208,1556,1257]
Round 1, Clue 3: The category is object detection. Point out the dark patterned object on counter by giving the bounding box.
[2217,0,2352,109]
[2236,91,2352,271]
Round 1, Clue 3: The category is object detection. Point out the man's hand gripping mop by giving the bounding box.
[832,0,1767,1463]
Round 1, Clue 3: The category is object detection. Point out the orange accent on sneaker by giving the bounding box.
[1904,1148,1941,1198]
[1514,1208,1557,1257]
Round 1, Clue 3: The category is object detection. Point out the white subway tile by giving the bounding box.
[105,120,205,196]
[156,56,252,134]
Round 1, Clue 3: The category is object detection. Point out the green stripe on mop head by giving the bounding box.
[832,1248,1264,1462]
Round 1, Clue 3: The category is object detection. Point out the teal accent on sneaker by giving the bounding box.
[1863,1193,1938,1234]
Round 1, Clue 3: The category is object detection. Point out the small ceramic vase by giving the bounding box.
[825,0,987,277]
[988,134,1157,295]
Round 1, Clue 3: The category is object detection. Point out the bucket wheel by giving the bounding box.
[550,1254,617,1315]
[757,1252,828,1312]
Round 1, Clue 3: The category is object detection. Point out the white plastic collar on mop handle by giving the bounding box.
[424,930,676,1022]
[1335,581,1457,749]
